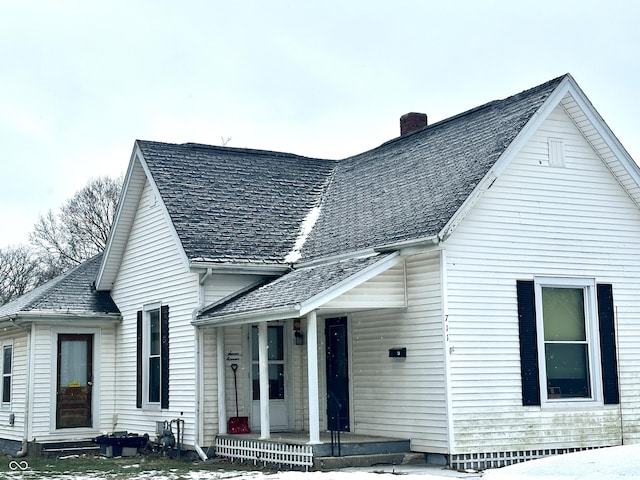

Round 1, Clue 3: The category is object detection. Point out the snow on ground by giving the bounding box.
[6,445,640,479]
[483,444,640,479]
[2,462,479,480]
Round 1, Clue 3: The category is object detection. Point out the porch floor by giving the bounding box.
[216,431,411,457]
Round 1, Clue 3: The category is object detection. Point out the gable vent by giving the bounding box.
[400,112,428,136]
[548,138,565,167]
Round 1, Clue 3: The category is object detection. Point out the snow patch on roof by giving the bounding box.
[284,206,321,264]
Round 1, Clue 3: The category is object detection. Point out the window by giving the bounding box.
[517,279,619,407]
[137,305,169,409]
[251,325,285,401]
[148,309,161,403]
[2,344,12,404]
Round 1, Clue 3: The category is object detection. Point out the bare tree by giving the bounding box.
[0,245,42,306]
[30,175,122,278]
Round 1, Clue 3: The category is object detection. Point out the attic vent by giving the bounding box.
[400,112,427,136]
[548,138,565,167]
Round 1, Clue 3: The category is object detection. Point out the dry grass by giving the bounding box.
[0,454,274,479]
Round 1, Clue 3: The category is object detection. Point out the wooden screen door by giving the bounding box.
[56,334,93,429]
[325,317,350,431]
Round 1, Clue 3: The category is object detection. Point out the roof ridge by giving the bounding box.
[373,73,569,151]
[136,139,337,163]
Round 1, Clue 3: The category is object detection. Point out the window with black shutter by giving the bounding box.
[136,305,169,409]
[517,278,618,407]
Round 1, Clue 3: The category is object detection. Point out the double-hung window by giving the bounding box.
[517,278,619,407]
[137,305,169,409]
[2,344,12,405]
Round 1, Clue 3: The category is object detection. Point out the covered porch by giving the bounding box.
[194,252,412,468]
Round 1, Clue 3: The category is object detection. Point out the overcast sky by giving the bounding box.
[1,0,638,249]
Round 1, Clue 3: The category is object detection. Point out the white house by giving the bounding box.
[2,74,639,470]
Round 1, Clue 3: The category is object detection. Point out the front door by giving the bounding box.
[250,324,290,431]
[56,334,93,429]
[325,317,350,431]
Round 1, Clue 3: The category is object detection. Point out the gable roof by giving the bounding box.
[137,141,336,265]
[0,253,120,321]
[298,75,566,261]
[98,73,640,291]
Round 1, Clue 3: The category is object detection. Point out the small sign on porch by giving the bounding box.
[226,351,240,362]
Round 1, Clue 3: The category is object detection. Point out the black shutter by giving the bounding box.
[597,284,620,405]
[160,305,170,409]
[517,280,541,406]
[136,310,143,409]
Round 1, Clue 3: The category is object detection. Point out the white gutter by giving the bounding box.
[5,312,121,323]
[293,248,379,269]
[192,305,300,328]
[189,261,289,276]
[373,234,441,253]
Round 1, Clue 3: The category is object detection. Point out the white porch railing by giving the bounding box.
[215,436,314,470]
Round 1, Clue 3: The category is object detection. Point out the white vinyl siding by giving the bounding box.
[324,263,407,310]
[111,179,200,444]
[0,332,27,443]
[25,323,117,441]
[443,104,639,453]
[349,252,448,453]
[199,275,270,444]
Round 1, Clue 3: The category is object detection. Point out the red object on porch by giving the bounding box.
[228,416,250,434]
[228,363,251,434]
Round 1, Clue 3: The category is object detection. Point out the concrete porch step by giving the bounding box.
[36,440,99,458]
[314,452,424,470]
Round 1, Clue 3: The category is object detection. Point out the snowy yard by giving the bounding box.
[0,456,475,480]
[4,445,640,479]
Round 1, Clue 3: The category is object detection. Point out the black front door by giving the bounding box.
[325,317,349,431]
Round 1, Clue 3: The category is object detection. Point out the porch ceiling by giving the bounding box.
[192,251,406,327]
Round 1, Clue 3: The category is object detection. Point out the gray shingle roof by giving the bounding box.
[199,253,389,319]
[0,253,120,318]
[137,141,336,264]
[299,75,566,261]
[135,76,565,266]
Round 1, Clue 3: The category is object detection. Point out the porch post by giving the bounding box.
[306,310,321,444]
[217,326,227,434]
[258,321,270,439]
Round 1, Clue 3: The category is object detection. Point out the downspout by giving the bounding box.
[193,272,209,461]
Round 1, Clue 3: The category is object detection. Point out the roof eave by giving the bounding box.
[189,260,291,276]
[96,143,145,290]
[191,305,300,327]
[3,311,122,325]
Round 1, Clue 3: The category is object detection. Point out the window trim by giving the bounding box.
[1,342,13,407]
[143,304,161,409]
[533,277,603,407]
[137,304,169,410]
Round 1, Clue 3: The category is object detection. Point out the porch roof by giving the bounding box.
[193,251,403,326]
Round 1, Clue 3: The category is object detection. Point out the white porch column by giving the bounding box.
[217,326,227,434]
[306,310,321,444]
[258,321,270,439]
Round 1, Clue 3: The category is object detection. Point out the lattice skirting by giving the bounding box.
[450,446,603,471]
[215,436,313,470]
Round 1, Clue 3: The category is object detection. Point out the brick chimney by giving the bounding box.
[400,112,427,136]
